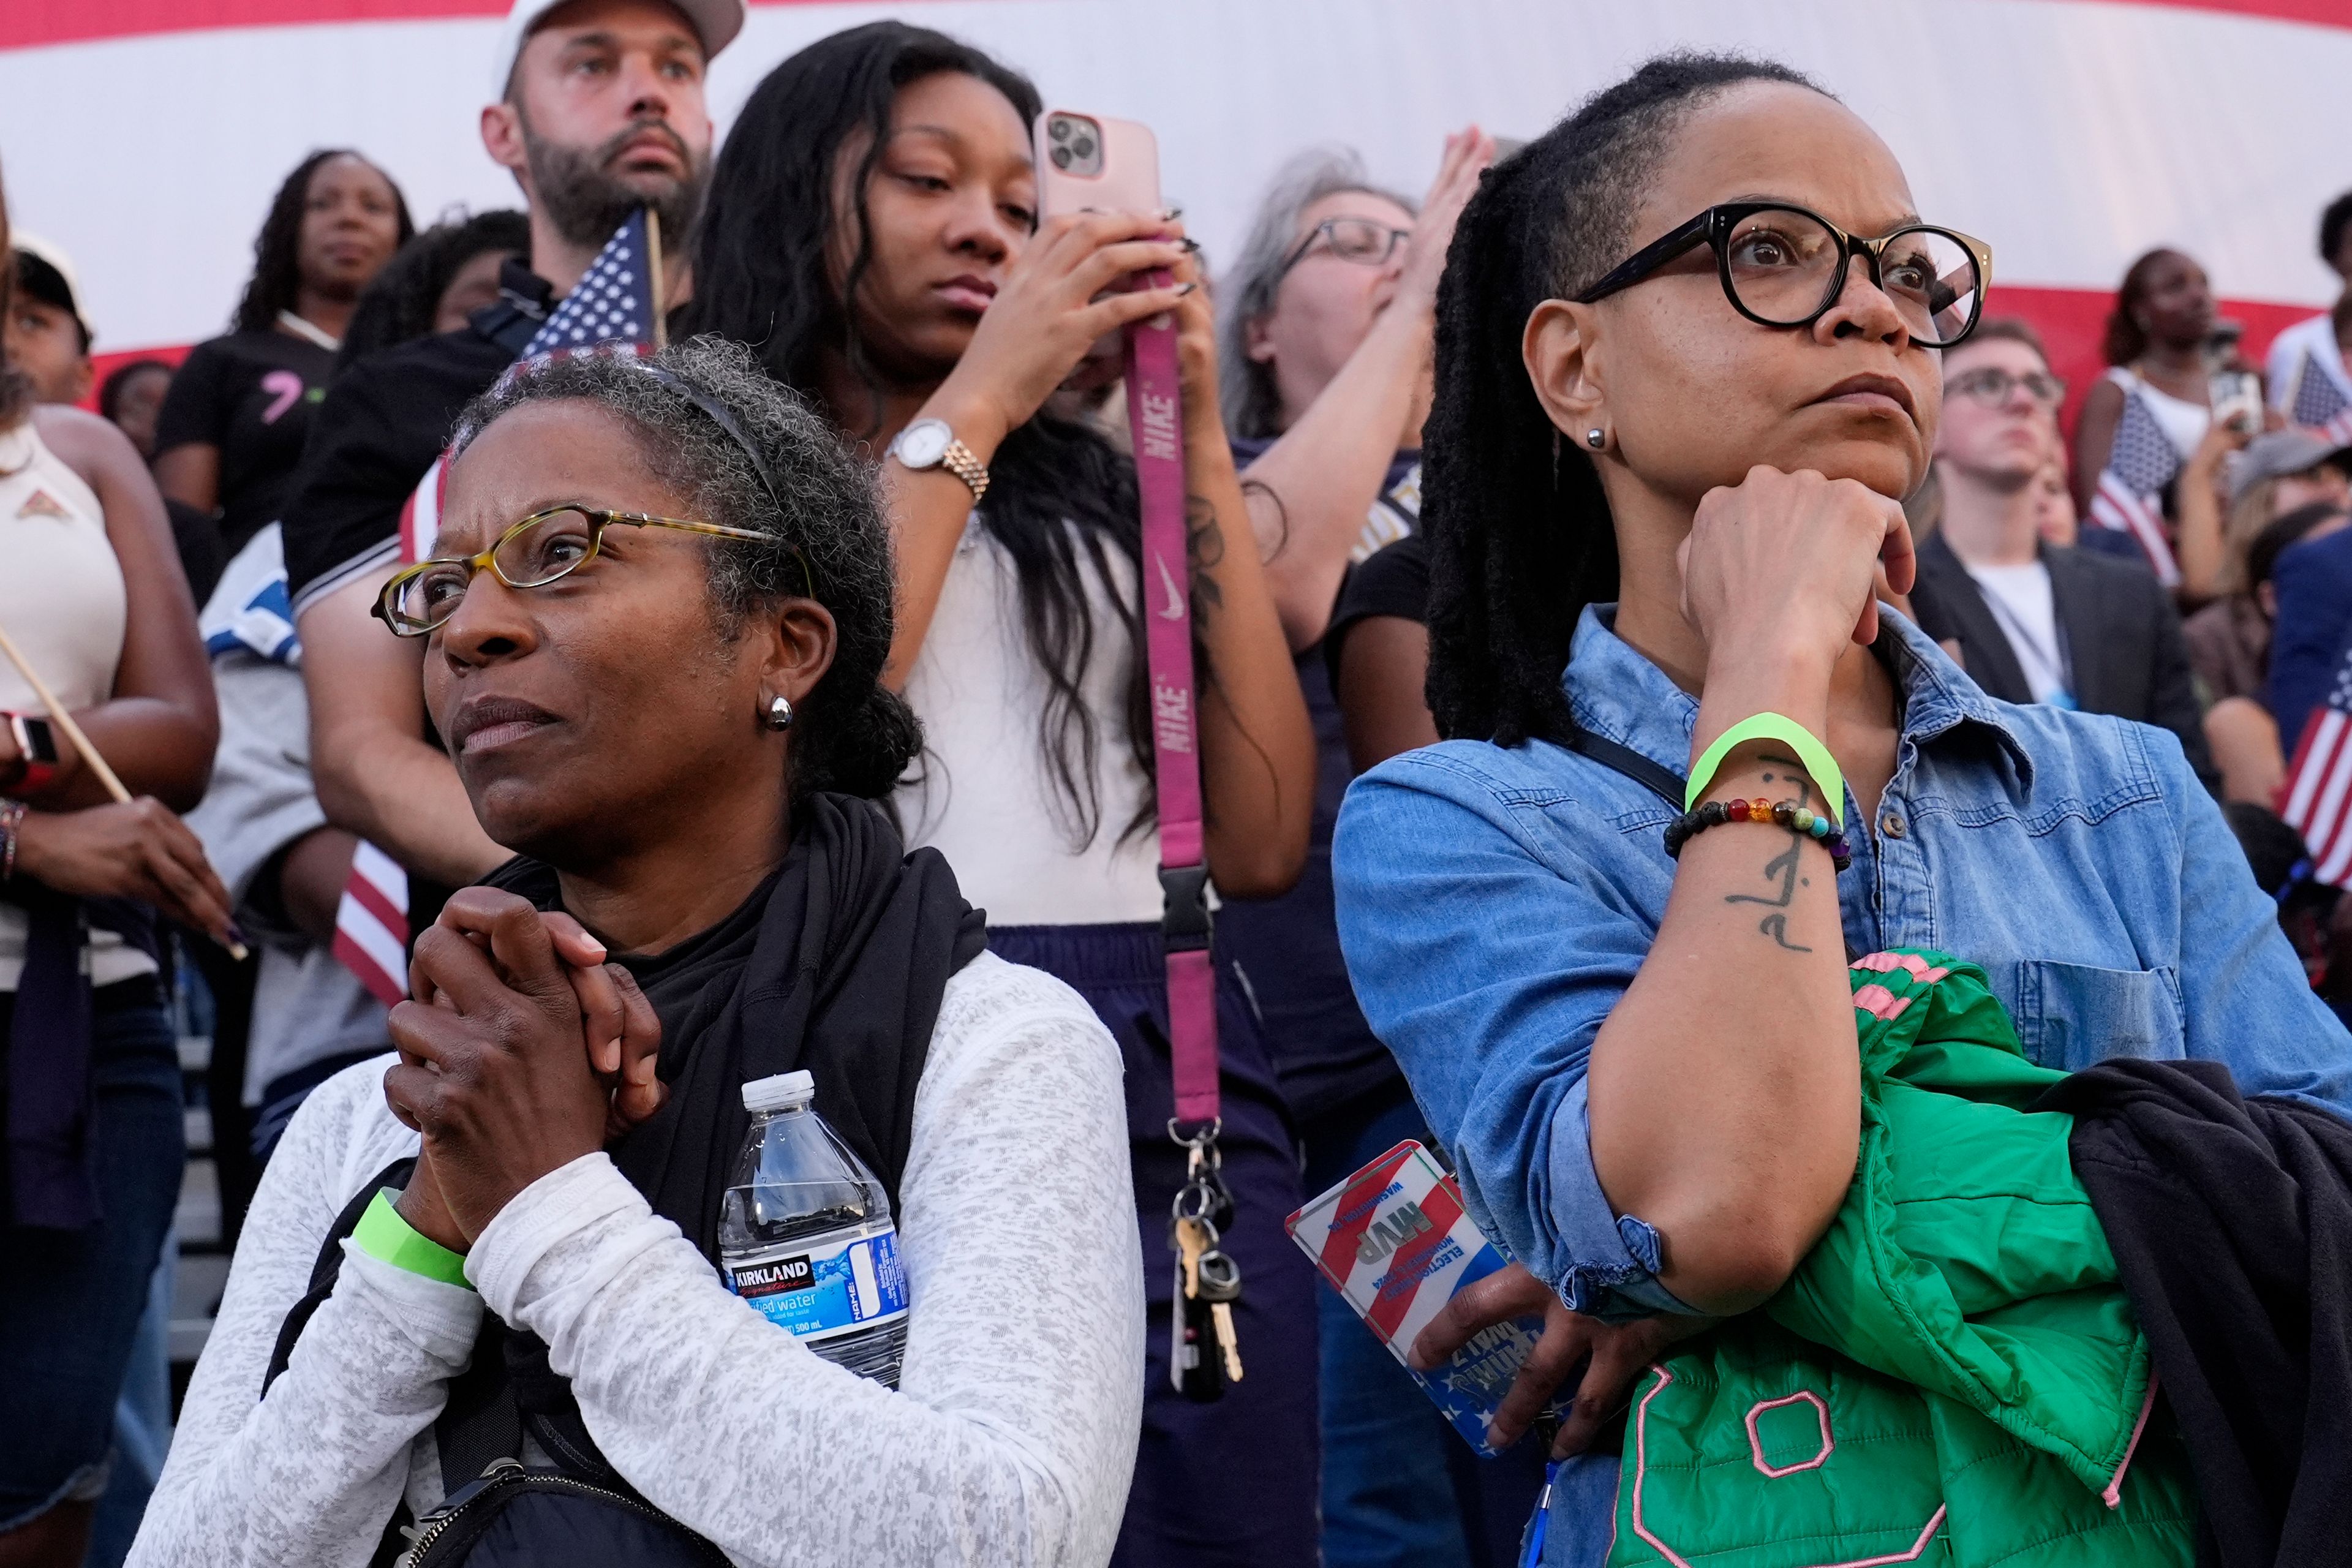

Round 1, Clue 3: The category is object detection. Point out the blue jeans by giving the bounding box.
[1303,1081,1547,1568]
[0,979,185,1529]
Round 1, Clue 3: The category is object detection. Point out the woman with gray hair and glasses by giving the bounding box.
[1213,133,1547,1568]
[1221,135,1488,651]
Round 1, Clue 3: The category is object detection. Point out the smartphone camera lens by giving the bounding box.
[1072,135,1096,159]
[1050,145,1072,168]
[1050,118,1071,142]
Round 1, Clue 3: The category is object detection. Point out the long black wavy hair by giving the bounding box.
[232,149,416,334]
[1423,52,1822,748]
[685,21,1168,844]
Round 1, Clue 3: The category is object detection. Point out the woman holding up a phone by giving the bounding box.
[686,23,1318,1567]
[1330,55,2352,1564]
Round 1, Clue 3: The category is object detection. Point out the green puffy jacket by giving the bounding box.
[1606,951,2195,1567]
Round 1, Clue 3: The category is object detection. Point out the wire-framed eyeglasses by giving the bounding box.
[372,505,782,636]
[1947,366,2067,409]
[1575,202,1993,349]
[1279,216,1415,280]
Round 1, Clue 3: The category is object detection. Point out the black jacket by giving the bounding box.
[1908,532,2216,783]
[2038,1060,2352,1568]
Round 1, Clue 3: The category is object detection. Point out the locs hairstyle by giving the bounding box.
[1421,52,1822,749]
[685,20,1190,845]
[447,335,920,802]
[233,150,417,334]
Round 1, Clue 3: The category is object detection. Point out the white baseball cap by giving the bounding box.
[489,0,745,99]
[10,233,92,344]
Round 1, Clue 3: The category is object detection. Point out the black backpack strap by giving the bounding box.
[263,1156,418,1395]
[435,1317,527,1488]
[1561,727,1687,810]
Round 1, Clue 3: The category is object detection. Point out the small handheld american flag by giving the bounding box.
[2291,352,2352,448]
[518,206,664,362]
[2280,641,2352,889]
[2086,385,2184,587]
[333,209,666,1008]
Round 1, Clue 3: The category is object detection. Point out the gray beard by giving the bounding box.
[522,115,707,251]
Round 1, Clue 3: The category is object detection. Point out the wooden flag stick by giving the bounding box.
[644,206,668,350]
[0,619,247,959]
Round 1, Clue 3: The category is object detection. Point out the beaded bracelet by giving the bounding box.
[1664,796,1852,873]
[0,798,24,883]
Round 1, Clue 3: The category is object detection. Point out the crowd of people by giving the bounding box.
[4,0,2351,1564]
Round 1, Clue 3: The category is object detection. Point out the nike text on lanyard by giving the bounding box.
[1123,276,1244,1404]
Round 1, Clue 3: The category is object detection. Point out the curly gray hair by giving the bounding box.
[1218,148,1417,441]
[446,335,919,801]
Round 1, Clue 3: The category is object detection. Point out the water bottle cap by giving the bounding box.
[741,1069,816,1114]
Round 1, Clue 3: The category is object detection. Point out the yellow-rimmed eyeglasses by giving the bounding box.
[372,506,781,636]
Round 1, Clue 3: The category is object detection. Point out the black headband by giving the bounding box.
[634,358,791,521]
[630,356,818,598]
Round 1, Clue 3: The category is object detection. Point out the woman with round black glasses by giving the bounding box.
[1330,54,2351,1565]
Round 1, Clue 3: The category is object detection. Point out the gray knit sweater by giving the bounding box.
[129,951,1144,1567]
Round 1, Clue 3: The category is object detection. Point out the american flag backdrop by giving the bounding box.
[2280,644,2352,889]
[329,209,661,1009]
[2291,352,2352,447]
[2086,385,2185,587]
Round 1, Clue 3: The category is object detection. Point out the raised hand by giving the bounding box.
[1392,127,1495,318]
[928,211,1193,451]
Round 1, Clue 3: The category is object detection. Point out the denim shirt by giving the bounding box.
[1333,605,2352,1327]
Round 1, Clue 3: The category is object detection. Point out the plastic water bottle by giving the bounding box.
[718,1070,910,1387]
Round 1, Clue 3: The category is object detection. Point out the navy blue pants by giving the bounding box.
[991,924,1319,1568]
[0,978,184,1529]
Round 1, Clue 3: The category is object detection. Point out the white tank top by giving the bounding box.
[0,416,151,990]
[894,513,1163,927]
[2103,366,2210,461]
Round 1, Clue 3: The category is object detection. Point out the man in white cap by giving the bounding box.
[285,0,734,948]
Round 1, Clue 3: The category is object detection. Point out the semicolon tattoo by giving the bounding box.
[1723,753,1815,952]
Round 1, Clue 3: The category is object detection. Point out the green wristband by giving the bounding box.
[353,1189,473,1289]
[1686,712,1846,829]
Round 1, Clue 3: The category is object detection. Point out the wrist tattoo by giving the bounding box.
[1184,494,1227,617]
[1722,755,1817,952]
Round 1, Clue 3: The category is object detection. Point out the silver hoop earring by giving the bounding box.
[766,695,794,731]
[1585,428,1608,451]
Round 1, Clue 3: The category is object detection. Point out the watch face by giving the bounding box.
[894,419,952,469]
[16,717,57,766]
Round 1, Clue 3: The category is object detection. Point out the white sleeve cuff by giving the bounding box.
[338,1237,485,1364]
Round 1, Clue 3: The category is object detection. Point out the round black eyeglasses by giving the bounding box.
[1575,202,1993,349]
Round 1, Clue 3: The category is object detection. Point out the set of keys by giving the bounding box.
[1169,1125,1244,1402]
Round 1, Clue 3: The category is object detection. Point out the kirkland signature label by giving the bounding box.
[726,1227,910,1343]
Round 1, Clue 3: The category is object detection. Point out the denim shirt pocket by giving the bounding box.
[2010,959,2186,1071]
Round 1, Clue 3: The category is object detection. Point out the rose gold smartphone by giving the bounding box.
[1034,108,1163,221]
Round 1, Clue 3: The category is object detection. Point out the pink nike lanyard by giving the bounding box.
[1121,281,1219,1138]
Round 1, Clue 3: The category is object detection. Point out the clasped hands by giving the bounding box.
[383,888,668,1253]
